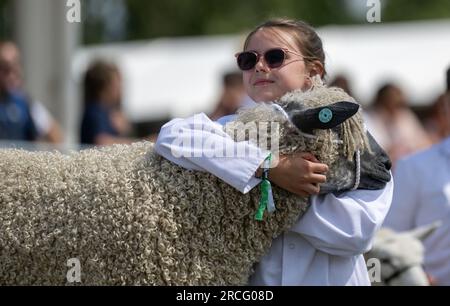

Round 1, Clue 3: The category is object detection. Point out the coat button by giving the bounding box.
[289,243,295,250]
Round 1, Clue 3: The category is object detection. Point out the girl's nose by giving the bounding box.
[255,57,269,72]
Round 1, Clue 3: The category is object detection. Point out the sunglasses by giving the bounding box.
[235,48,304,71]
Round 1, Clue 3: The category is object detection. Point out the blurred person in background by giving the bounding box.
[383,68,450,285]
[424,83,450,143]
[0,41,38,142]
[209,71,246,121]
[81,60,136,146]
[0,41,63,144]
[328,74,353,97]
[365,83,431,166]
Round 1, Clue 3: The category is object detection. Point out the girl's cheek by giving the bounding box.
[284,74,306,92]
[243,73,252,90]
[243,72,252,84]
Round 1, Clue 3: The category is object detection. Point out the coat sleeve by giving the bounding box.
[154,113,268,193]
[290,177,394,257]
[382,158,420,231]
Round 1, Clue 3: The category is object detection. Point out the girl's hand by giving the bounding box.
[267,153,328,197]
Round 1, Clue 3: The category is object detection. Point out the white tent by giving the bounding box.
[72,20,450,123]
[319,19,450,106]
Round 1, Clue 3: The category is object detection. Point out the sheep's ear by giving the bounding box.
[405,221,442,241]
[289,101,359,133]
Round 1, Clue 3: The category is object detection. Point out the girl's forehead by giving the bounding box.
[246,28,300,52]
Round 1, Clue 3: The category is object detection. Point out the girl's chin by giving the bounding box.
[251,92,281,102]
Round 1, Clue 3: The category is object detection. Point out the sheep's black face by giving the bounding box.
[286,101,360,134]
[281,99,392,194]
[275,88,392,195]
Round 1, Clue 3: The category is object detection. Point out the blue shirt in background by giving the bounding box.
[0,91,38,141]
[80,102,119,144]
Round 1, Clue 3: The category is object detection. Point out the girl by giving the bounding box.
[155,19,393,285]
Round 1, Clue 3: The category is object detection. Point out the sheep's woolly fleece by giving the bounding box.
[0,86,368,285]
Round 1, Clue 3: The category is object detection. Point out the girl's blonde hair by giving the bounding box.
[243,18,326,78]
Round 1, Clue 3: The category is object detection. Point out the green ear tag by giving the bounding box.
[319,108,333,123]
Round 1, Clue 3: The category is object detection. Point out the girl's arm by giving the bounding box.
[155,113,327,194]
[290,177,393,257]
[155,113,267,193]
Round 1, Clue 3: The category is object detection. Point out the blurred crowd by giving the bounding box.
[0,40,449,164]
[0,41,139,148]
[1,40,448,165]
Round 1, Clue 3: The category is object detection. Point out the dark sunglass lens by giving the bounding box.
[265,49,285,68]
[237,52,257,70]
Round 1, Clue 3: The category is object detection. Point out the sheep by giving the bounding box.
[365,222,440,286]
[0,85,388,285]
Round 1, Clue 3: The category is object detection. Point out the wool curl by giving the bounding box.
[0,142,307,285]
[0,86,369,285]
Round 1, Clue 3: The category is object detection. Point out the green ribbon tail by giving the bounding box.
[255,179,270,221]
